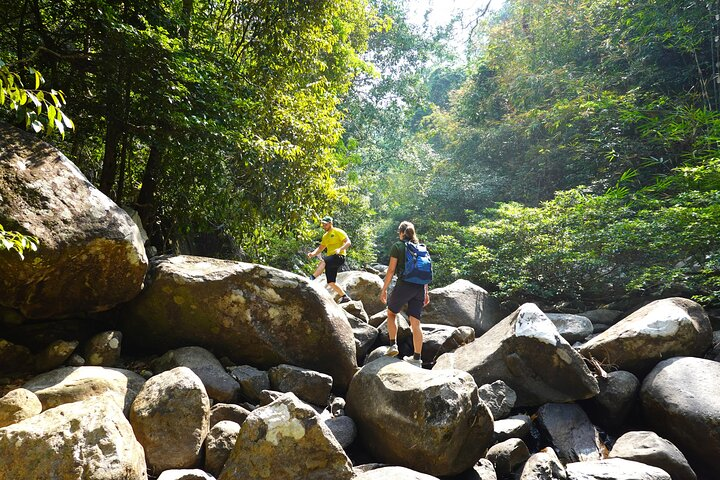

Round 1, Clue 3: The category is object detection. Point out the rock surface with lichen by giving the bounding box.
[121,255,358,390]
[0,122,148,319]
[218,392,354,480]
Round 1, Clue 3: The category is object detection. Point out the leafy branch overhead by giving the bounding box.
[0,61,74,138]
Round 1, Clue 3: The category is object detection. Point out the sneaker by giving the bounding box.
[339,295,352,304]
[403,355,422,367]
[386,344,399,357]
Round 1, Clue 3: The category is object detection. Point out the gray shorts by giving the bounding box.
[387,280,425,318]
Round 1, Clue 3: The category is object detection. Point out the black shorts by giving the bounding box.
[387,280,425,319]
[323,254,345,283]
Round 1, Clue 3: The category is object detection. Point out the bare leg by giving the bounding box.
[312,259,326,278]
[328,282,347,298]
[408,315,423,355]
[387,309,398,342]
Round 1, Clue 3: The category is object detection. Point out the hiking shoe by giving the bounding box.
[403,355,422,367]
[386,344,399,357]
[339,295,352,304]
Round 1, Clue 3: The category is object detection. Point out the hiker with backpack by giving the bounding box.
[307,216,353,304]
[379,221,432,367]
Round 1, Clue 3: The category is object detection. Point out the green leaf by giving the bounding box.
[54,118,65,138]
[47,104,56,125]
[62,113,74,130]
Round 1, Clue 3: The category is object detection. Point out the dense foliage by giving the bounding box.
[415,0,720,306]
[2,0,718,307]
[1,0,374,267]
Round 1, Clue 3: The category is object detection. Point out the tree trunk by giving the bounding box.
[136,143,164,248]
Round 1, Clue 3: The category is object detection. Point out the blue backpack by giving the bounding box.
[402,241,433,285]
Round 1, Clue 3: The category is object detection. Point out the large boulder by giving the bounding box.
[579,298,712,376]
[336,271,385,315]
[0,388,42,427]
[0,122,147,319]
[0,395,147,479]
[354,466,440,480]
[640,357,720,469]
[122,255,358,390]
[434,303,599,407]
[151,346,241,403]
[536,403,604,464]
[130,367,210,474]
[22,365,146,415]
[565,459,671,480]
[422,279,504,334]
[346,355,494,477]
[609,431,696,480]
[218,393,354,480]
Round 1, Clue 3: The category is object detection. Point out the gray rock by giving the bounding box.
[566,458,671,480]
[209,403,250,428]
[152,346,241,403]
[122,255,358,391]
[589,370,639,430]
[218,393,354,480]
[157,470,216,480]
[33,339,79,372]
[340,299,371,323]
[344,310,379,363]
[609,431,696,480]
[204,420,240,477]
[0,388,41,427]
[324,414,357,448]
[546,313,593,344]
[640,357,720,470]
[478,380,517,420]
[23,365,146,415]
[268,363,333,406]
[354,466,440,479]
[520,447,567,480]
[84,330,122,366]
[0,339,31,374]
[494,414,532,443]
[434,303,599,407]
[536,403,604,464]
[580,298,712,376]
[346,356,493,477]
[336,271,386,316]
[422,279,504,334]
[229,364,269,403]
[0,122,147,319]
[581,309,624,326]
[0,395,147,479]
[486,438,530,477]
[130,367,210,474]
[369,309,388,328]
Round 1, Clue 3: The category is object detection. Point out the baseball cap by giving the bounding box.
[321,216,333,224]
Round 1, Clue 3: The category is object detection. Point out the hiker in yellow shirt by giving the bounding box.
[307,216,353,303]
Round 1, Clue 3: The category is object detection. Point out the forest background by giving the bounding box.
[1,0,719,311]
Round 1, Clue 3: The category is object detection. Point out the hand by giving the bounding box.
[307,252,314,258]
[380,290,387,305]
[423,294,430,307]
[334,248,341,255]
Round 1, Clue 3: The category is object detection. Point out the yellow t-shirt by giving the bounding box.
[321,227,349,255]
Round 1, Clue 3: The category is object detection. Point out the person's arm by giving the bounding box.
[379,256,398,305]
[307,243,326,258]
[423,284,430,306]
[334,237,351,255]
